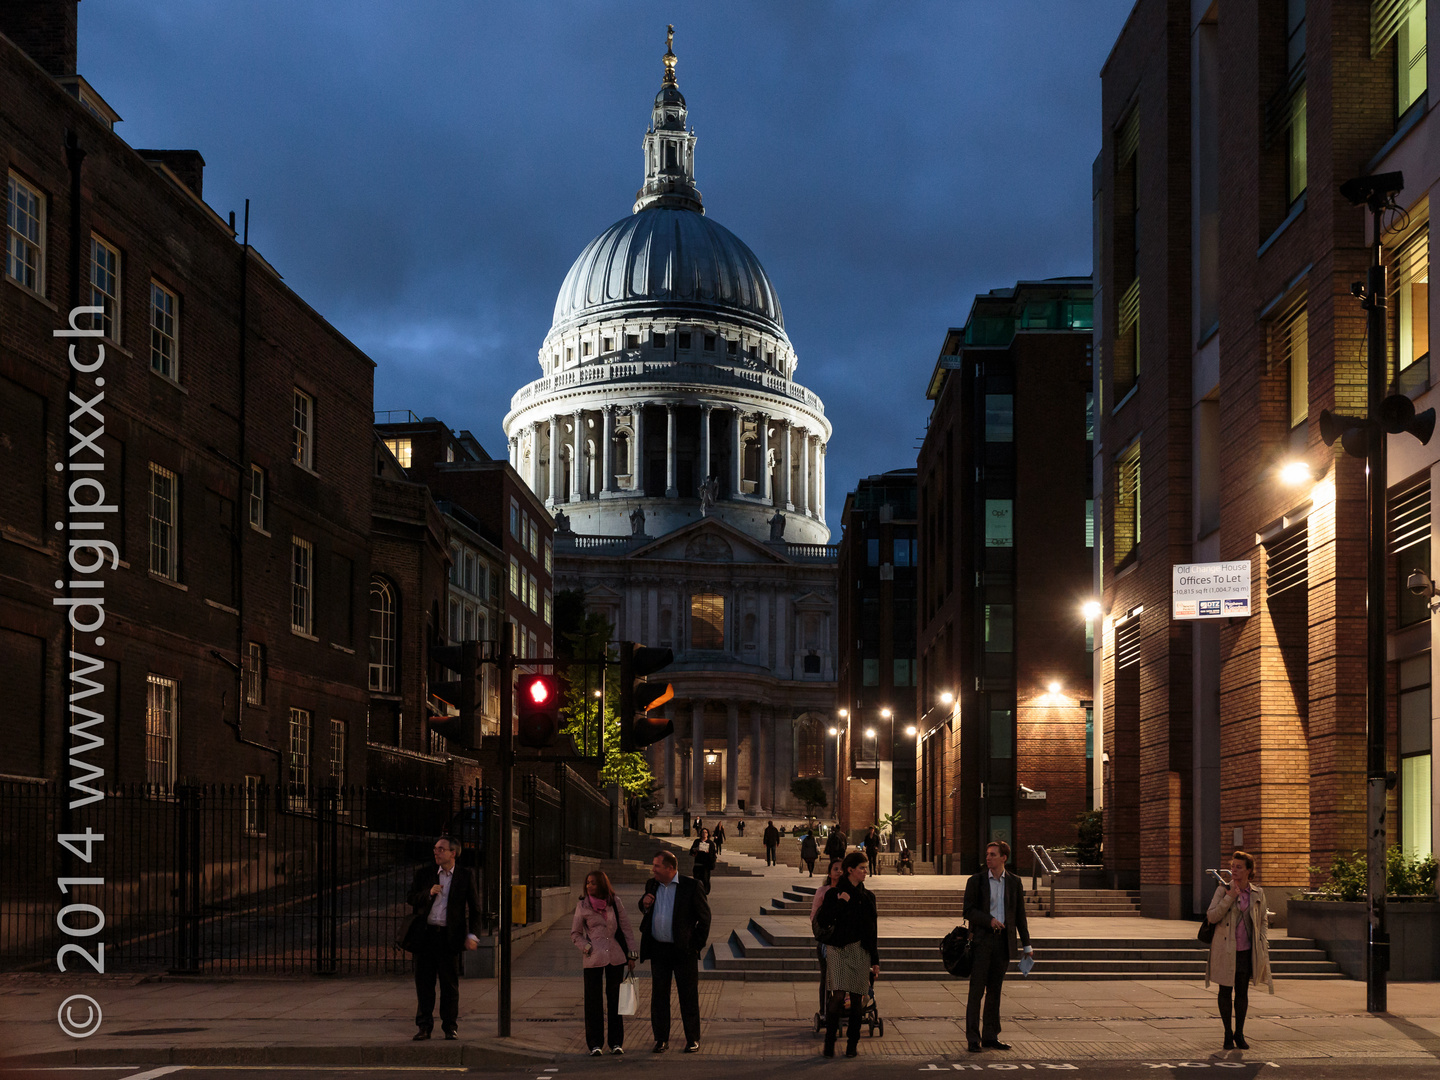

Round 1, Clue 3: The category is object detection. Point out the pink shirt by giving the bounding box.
[1234,888,1251,951]
[811,883,832,920]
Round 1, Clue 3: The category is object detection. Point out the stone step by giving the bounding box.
[698,917,1351,982]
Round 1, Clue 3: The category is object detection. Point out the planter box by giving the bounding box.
[1287,900,1440,981]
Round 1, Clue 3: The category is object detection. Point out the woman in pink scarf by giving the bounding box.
[571,870,636,1055]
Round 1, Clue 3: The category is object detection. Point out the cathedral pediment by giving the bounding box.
[628,517,788,564]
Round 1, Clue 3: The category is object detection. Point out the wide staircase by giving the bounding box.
[1026,887,1142,917]
[598,826,767,883]
[720,831,938,874]
[705,915,1348,982]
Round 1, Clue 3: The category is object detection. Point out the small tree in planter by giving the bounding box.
[1308,846,1439,901]
[876,811,903,850]
[1074,808,1103,865]
[790,777,827,824]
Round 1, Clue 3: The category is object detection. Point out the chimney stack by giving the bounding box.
[0,0,78,80]
[138,150,206,198]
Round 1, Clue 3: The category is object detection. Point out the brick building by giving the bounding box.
[914,279,1095,874]
[1093,0,1437,920]
[374,416,554,690]
[1,3,377,800]
[835,470,919,837]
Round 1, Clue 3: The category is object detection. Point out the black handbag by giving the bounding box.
[940,923,974,978]
[1197,917,1217,945]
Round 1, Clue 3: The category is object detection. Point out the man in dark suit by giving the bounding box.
[637,849,711,1054]
[963,839,1034,1052]
[404,835,481,1041]
[762,820,781,865]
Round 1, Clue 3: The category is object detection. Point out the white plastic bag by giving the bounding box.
[617,971,638,1016]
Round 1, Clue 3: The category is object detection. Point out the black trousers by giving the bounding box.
[965,929,1009,1044]
[414,924,461,1033]
[583,963,626,1050]
[803,857,816,875]
[648,941,701,1044]
[693,865,712,894]
[765,844,777,865]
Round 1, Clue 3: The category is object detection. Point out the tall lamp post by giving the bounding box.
[1321,170,1436,1014]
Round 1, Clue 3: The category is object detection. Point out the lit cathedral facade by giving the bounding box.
[502,30,839,817]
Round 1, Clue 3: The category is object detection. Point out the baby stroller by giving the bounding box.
[812,962,885,1039]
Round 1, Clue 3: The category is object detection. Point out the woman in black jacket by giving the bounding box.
[816,852,880,1057]
[689,828,717,894]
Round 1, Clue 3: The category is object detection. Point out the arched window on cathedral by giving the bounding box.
[794,713,825,778]
[369,577,397,693]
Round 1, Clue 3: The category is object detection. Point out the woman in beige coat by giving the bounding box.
[1204,850,1274,1050]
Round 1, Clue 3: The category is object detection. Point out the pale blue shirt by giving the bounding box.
[988,871,1006,925]
[651,878,678,943]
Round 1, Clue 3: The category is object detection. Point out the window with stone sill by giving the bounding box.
[678,332,691,350]
[704,334,716,352]
[653,332,666,349]
[603,336,614,352]
[90,234,121,341]
[6,171,45,294]
[150,281,179,380]
[691,592,725,650]
[626,333,640,349]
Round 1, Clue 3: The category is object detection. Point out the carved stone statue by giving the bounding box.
[768,511,786,541]
[630,507,647,536]
[553,510,571,534]
[698,475,719,516]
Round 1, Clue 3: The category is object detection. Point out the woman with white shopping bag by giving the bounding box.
[570,870,638,1055]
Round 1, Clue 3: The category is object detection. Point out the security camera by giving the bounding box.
[1340,171,1405,208]
[1407,569,1435,597]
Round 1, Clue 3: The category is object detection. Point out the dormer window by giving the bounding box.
[582,341,593,357]
[603,336,614,353]
[565,346,574,364]
[748,345,758,358]
[678,332,692,350]
[653,332,667,349]
[626,333,640,349]
[726,340,737,356]
[766,351,775,366]
[704,334,716,352]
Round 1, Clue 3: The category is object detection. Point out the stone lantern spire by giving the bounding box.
[634,24,704,214]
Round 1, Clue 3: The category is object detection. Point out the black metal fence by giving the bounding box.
[0,768,613,975]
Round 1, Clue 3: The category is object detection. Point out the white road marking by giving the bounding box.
[118,1068,188,1080]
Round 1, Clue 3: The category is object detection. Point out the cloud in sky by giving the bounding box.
[79,0,1133,534]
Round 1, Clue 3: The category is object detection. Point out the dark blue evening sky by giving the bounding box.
[80,1,1134,535]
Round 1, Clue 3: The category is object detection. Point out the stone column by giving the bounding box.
[798,429,810,517]
[660,704,678,814]
[757,413,770,503]
[529,421,542,496]
[754,705,766,817]
[750,704,768,813]
[725,701,741,814]
[730,408,744,499]
[691,701,706,811]
[780,420,793,510]
[633,405,646,494]
[548,416,562,506]
[699,403,713,486]
[665,403,678,498]
[601,405,615,495]
[817,442,826,519]
[570,409,583,501]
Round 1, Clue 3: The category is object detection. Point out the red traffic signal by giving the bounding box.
[516,673,562,748]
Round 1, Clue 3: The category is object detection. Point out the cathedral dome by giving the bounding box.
[550,207,785,337]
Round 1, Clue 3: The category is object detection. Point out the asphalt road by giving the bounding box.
[6,1059,1440,1080]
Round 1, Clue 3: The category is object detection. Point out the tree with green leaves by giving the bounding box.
[790,776,827,818]
[554,590,656,797]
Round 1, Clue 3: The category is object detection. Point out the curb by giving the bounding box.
[1,1042,558,1068]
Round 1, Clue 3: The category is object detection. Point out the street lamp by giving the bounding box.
[1278,460,1312,485]
[904,724,917,737]
[1081,600,1102,621]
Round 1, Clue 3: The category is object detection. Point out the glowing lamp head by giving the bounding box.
[904,725,918,736]
[880,707,892,719]
[828,726,839,736]
[1047,681,1062,695]
[864,728,877,739]
[1279,460,1312,486]
[940,691,954,705]
[838,708,848,718]
[1082,600,1102,620]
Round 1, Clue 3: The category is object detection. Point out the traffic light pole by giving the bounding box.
[1363,197,1389,1015]
[498,636,514,1037]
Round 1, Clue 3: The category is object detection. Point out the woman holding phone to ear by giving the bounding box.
[1204,850,1273,1050]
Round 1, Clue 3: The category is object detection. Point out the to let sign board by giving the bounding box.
[1172,561,1251,620]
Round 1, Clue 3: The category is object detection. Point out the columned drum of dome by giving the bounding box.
[503,27,831,547]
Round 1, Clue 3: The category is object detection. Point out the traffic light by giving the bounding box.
[516,672,562,748]
[619,641,674,752]
[430,641,481,747]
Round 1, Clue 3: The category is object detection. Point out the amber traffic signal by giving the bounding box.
[619,641,674,752]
